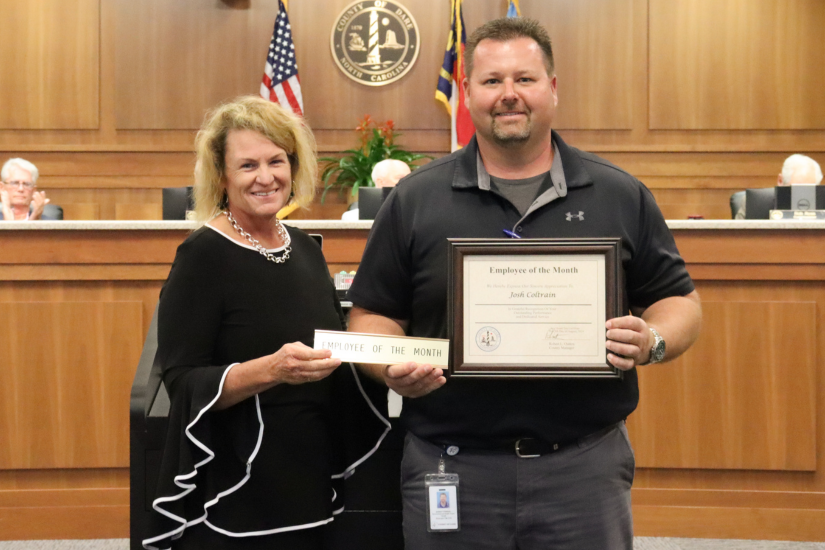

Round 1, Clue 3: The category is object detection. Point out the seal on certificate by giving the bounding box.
[475,327,501,352]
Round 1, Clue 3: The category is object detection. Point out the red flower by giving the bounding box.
[355,115,375,151]
[379,119,395,146]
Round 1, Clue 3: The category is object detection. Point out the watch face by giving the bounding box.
[652,343,665,362]
[649,329,665,363]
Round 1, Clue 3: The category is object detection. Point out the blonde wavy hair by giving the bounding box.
[193,96,317,222]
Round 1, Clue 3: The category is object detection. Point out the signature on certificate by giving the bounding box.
[545,327,588,341]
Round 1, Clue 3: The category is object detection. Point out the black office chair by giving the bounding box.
[730,188,776,219]
[729,191,746,219]
[129,306,169,550]
[358,187,394,220]
[161,187,194,220]
[744,188,777,219]
[42,204,63,220]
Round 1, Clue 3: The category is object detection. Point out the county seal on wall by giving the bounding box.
[330,0,420,86]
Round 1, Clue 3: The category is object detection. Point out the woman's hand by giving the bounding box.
[214,342,342,410]
[268,342,341,385]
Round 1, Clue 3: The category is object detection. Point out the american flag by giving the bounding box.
[260,0,304,116]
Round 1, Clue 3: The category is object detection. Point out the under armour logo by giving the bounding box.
[566,211,584,221]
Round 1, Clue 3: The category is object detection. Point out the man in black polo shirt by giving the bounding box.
[347,17,702,550]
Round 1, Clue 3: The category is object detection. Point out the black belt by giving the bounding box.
[512,423,622,459]
[513,438,564,458]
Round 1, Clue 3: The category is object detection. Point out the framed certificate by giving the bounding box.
[447,238,624,378]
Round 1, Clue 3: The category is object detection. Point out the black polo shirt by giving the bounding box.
[348,132,694,447]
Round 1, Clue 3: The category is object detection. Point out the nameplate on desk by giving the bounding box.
[770,209,825,220]
[314,330,450,368]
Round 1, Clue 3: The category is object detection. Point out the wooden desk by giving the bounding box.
[0,220,823,541]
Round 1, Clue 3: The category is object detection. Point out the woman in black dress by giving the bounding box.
[143,96,389,550]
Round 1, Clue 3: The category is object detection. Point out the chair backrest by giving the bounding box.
[162,187,194,220]
[43,204,63,220]
[729,191,746,219]
[358,187,393,220]
[744,188,776,219]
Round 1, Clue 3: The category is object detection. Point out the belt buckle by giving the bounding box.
[515,438,541,459]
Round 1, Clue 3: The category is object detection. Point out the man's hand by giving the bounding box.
[29,191,49,220]
[605,315,652,370]
[382,362,446,398]
[0,188,13,220]
[606,291,702,370]
[347,307,447,398]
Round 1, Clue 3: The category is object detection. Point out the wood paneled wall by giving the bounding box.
[0,302,141,469]
[649,0,825,130]
[0,229,180,540]
[631,300,817,471]
[0,0,100,129]
[1,0,824,220]
[114,0,281,129]
[628,228,825,541]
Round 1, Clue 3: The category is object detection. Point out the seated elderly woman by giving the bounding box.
[0,158,61,220]
[144,96,388,550]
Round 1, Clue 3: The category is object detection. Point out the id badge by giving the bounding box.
[424,473,460,532]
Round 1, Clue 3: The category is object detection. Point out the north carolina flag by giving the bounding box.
[507,0,521,18]
[435,0,474,151]
[260,0,304,116]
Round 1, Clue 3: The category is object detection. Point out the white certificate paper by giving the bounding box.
[463,254,606,367]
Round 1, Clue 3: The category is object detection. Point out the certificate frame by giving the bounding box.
[447,238,624,378]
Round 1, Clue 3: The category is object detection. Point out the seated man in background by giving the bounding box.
[778,154,823,187]
[372,158,412,188]
[0,158,57,221]
[735,154,823,219]
[342,159,411,221]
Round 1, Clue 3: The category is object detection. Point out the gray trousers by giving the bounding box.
[400,423,634,550]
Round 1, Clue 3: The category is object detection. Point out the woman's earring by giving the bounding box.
[220,190,228,210]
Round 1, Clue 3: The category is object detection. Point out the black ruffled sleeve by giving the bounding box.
[143,231,261,549]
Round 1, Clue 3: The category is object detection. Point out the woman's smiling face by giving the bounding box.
[222,129,292,225]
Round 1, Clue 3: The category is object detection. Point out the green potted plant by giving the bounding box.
[320,115,430,202]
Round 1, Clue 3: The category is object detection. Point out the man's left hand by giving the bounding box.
[29,191,49,220]
[605,315,652,370]
[604,291,703,371]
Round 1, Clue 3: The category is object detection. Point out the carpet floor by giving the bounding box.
[1,539,824,549]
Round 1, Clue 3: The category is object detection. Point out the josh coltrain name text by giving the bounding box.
[509,291,556,298]
[317,340,444,358]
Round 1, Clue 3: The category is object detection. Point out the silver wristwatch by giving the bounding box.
[645,327,666,365]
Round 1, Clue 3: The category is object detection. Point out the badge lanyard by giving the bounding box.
[424,450,460,532]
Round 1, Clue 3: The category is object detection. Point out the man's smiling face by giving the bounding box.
[464,37,557,148]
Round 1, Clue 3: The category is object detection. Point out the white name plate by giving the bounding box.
[314,330,450,368]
